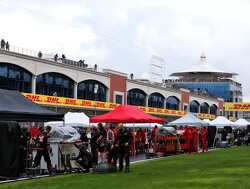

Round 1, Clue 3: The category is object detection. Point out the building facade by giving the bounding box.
[0,47,224,121]
[168,53,243,119]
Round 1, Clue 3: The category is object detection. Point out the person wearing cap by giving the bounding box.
[191,126,198,153]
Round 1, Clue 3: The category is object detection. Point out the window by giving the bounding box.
[200,102,209,114]
[127,89,146,106]
[166,96,180,110]
[190,100,199,113]
[78,80,106,102]
[36,72,74,98]
[184,105,188,112]
[0,63,32,93]
[210,104,218,116]
[148,93,164,108]
[116,95,123,104]
[176,83,231,101]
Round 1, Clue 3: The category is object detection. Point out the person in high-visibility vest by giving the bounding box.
[200,127,208,153]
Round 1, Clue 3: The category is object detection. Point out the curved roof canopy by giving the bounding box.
[167,113,209,128]
[209,116,235,127]
[170,52,237,78]
[90,104,164,123]
[234,118,250,127]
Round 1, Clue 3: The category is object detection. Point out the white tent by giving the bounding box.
[209,116,235,128]
[124,123,163,128]
[167,113,209,128]
[203,119,211,124]
[234,118,250,127]
[45,112,90,127]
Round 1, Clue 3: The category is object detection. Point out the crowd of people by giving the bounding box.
[18,123,250,176]
[75,124,164,173]
[178,126,208,154]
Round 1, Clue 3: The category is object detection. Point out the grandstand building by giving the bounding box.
[167,52,243,119]
[0,46,224,122]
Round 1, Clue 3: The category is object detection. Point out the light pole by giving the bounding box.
[94,84,98,117]
[53,92,57,112]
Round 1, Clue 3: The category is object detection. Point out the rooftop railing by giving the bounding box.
[165,78,242,88]
[0,44,104,72]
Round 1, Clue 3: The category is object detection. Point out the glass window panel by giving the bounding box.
[36,72,74,98]
[77,80,106,102]
[0,63,32,92]
[127,89,146,106]
[166,96,180,110]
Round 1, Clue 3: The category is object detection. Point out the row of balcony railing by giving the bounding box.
[165,78,242,88]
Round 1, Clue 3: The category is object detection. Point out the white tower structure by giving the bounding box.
[149,55,165,83]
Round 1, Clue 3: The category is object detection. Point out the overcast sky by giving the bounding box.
[0,0,250,102]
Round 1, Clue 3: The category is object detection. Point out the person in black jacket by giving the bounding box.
[19,125,31,173]
[32,126,52,174]
[72,144,93,173]
[97,123,107,163]
[79,128,88,144]
[90,126,99,166]
[112,123,133,173]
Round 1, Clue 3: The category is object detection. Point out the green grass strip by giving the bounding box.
[1,146,250,189]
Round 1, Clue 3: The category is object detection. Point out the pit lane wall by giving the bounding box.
[22,93,216,119]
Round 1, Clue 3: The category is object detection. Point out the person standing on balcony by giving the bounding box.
[38,51,42,58]
[54,54,58,62]
[5,41,9,51]
[1,39,5,49]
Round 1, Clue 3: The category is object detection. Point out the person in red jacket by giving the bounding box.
[184,126,193,154]
[130,129,138,155]
[200,127,208,153]
[151,126,158,143]
[191,126,198,153]
[138,128,146,152]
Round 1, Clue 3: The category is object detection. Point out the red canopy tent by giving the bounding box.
[89,104,164,123]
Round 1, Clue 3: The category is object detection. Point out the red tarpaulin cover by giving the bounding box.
[89,105,164,123]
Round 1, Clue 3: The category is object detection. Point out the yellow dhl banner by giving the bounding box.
[225,103,250,112]
[22,93,119,110]
[197,113,216,119]
[22,93,215,118]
